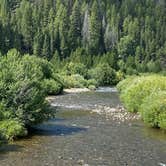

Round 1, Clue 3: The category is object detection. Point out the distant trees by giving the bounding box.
[0,0,165,73]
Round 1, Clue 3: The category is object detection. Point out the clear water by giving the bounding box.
[0,88,166,166]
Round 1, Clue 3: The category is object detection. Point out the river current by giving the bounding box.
[0,87,166,166]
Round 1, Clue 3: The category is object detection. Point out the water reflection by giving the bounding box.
[32,124,87,136]
[143,125,166,141]
[0,144,23,154]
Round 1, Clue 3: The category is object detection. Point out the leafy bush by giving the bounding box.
[118,75,166,112]
[64,62,88,77]
[62,74,87,88]
[0,120,27,140]
[87,79,98,87]
[120,75,166,112]
[61,74,98,89]
[126,67,138,75]
[141,91,166,130]
[88,63,118,86]
[117,76,138,92]
[147,60,161,73]
[115,71,125,83]
[0,49,62,140]
[42,79,63,95]
[117,75,166,130]
[88,85,96,90]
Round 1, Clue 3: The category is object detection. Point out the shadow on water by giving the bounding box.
[142,126,166,141]
[29,109,89,137]
[0,144,23,160]
[30,124,87,136]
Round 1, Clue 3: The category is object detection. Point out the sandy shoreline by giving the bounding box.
[63,88,90,93]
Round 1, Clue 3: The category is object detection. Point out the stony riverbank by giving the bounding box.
[91,105,141,122]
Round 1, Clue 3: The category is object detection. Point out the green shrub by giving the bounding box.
[88,85,96,90]
[87,79,98,87]
[0,120,27,140]
[0,49,61,140]
[141,91,166,130]
[115,71,125,83]
[12,80,51,125]
[117,76,137,92]
[61,74,98,89]
[147,60,161,73]
[118,75,166,112]
[88,63,118,86]
[126,67,138,75]
[62,74,87,88]
[64,62,87,77]
[42,79,63,95]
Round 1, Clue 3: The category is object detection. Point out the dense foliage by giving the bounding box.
[117,75,166,130]
[141,91,166,129]
[0,49,63,140]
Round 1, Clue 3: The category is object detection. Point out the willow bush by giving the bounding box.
[0,49,63,141]
[119,75,166,112]
[117,75,166,130]
[141,91,166,130]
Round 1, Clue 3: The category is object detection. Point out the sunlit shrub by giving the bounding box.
[62,74,87,88]
[87,79,98,87]
[118,75,166,112]
[141,91,166,130]
[42,79,63,95]
[117,76,137,92]
[0,49,61,140]
[88,63,118,86]
[115,71,125,83]
[64,62,87,77]
[0,120,27,140]
[88,85,96,90]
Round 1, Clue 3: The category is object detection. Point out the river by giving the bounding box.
[0,87,166,166]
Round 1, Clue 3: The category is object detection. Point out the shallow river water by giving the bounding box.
[0,87,166,166]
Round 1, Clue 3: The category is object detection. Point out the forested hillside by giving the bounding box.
[0,0,166,73]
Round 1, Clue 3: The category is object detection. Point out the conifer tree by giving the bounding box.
[42,34,50,60]
[69,0,81,51]
[33,29,42,56]
[89,1,102,54]
[17,0,33,53]
[58,4,69,58]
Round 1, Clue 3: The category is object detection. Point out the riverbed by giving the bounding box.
[0,87,166,166]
